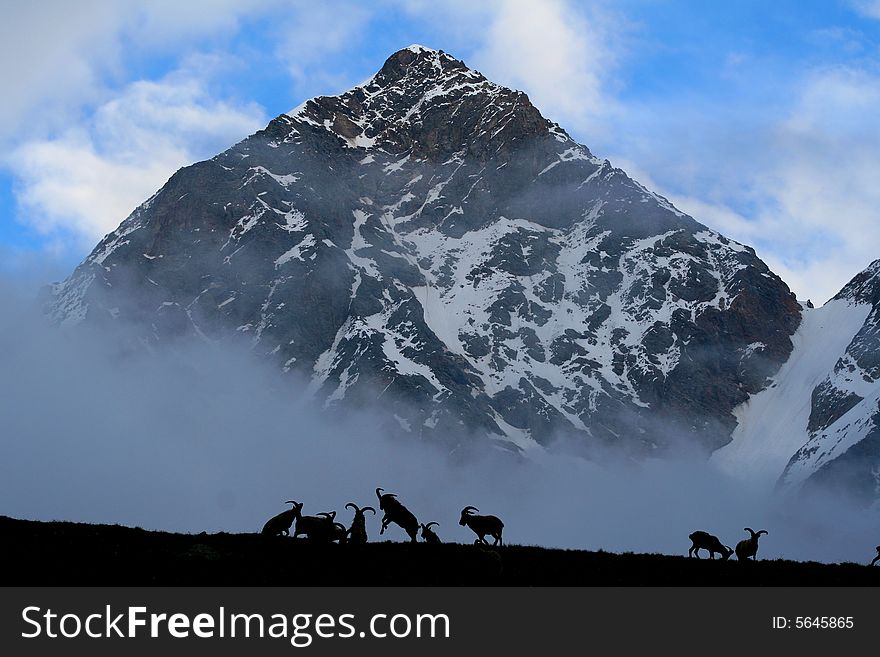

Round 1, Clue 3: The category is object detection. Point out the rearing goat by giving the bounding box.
[376,487,419,542]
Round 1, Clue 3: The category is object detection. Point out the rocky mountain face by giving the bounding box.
[778,261,880,502]
[45,45,802,456]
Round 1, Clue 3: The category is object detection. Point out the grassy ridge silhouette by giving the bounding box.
[3,516,878,586]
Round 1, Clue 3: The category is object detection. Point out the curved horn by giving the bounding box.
[346,503,359,514]
[744,527,756,537]
[362,506,376,515]
[284,500,298,505]
[462,506,479,515]
[376,487,384,501]
[425,521,439,529]
[317,511,336,520]
[757,530,768,537]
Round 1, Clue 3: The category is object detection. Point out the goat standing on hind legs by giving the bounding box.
[375,488,419,542]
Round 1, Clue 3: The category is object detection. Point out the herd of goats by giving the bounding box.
[260,487,880,566]
[261,487,503,546]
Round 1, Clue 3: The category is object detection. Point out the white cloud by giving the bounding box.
[1,0,399,146]
[0,1,123,144]
[850,0,880,19]
[0,0,286,147]
[12,65,265,244]
[470,0,618,131]
[755,69,880,300]
[127,0,274,43]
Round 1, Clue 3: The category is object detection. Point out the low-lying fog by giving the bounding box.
[1,270,877,565]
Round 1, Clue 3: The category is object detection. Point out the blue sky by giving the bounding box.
[2,0,880,302]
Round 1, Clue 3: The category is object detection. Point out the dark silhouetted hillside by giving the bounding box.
[2,516,877,586]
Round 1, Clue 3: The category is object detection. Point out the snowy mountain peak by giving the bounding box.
[46,46,801,459]
[385,43,455,69]
[282,45,557,163]
[403,43,441,54]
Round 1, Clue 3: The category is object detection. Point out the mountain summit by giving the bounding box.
[287,44,550,158]
[46,46,801,456]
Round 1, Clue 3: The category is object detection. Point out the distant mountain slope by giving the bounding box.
[780,261,880,501]
[715,260,880,501]
[45,45,801,456]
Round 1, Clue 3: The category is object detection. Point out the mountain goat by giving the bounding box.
[688,530,733,560]
[376,487,419,542]
[420,521,442,544]
[459,506,504,546]
[735,528,768,561]
[261,500,302,537]
[293,510,339,541]
[345,502,376,545]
